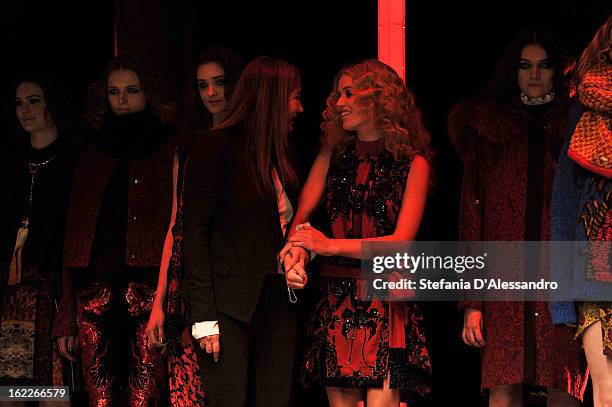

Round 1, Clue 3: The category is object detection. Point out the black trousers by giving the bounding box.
[195,274,299,407]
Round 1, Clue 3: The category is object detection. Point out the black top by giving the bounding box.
[1,137,76,280]
[78,109,169,287]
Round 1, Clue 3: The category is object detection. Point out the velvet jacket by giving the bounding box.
[53,111,174,338]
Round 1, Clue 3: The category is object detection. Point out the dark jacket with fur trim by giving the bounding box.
[449,98,566,245]
[447,98,587,396]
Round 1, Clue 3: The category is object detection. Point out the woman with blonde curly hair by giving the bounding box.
[282,59,432,406]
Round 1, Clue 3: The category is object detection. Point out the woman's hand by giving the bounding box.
[285,262,308,290]
[462,308,485,347]
[198,334,220,362]
[146,305,166,348]
[280,245,310,274]
[57,336,78,361]
[287,224,336,256]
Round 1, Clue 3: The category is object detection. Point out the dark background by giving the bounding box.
[1,1,610,405]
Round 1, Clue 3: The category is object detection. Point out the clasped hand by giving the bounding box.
[284,223,335,256]
[280,244,310,290]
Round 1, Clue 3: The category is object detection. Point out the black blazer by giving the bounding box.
[183,125,294,324]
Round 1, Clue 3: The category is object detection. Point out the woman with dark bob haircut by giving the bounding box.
[54,54,175,406]
[0,70,79,387]
[146,46,244,406]
[449,26,587,406]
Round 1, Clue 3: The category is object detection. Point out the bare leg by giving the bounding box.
[326,387,362,407]
[367,373,401,407]
[489,384,522,407]
[546,387,581,406]
[582,321,612,407]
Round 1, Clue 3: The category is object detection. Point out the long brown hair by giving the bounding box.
[573,15,612,94]
[216,56,300,196]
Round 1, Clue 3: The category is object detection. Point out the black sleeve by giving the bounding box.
[182,131,227,323]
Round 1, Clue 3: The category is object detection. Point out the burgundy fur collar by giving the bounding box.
[448,98,568,161]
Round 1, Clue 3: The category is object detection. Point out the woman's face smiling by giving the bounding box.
[197,62,228,123]
[336,74,373,133]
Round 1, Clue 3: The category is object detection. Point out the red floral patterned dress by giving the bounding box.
[303,138,431,400]
[164,152,206,406]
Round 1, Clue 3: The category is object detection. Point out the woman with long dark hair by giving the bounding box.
[54,54,175,406]
[449,26,587,406]
[145,46,244,406]
[183,56,303,406]
[0,70,79,388]
[283,59,432,407]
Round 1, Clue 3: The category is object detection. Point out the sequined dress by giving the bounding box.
[303,138,431,399]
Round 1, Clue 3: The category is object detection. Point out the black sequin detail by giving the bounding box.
[326,139,410,236]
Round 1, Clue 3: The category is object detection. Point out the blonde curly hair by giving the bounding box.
[321,59,431,163]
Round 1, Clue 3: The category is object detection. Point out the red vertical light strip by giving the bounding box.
[379,6,409,407]
[343,6,406,405]
[378,0,406,83]
[113,20,118,57]
[113,0,118,57]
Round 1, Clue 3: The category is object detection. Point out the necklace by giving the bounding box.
[521,91,555,106]
[21,156,56,225]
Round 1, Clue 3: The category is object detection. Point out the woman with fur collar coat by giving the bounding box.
[448,26,587,406]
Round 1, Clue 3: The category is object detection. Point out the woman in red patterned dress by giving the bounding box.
[145,47,244,406]
[283,59,432,407]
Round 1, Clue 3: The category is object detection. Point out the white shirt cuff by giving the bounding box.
[192,321,219,339]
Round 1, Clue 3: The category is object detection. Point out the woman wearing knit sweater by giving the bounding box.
[550,16,612,407]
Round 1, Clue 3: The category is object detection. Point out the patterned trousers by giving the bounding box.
[76,281,165,406]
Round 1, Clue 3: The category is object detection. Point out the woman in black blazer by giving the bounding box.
[183,56,304,407]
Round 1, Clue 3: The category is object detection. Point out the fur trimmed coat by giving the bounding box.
[448,98,587,399]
